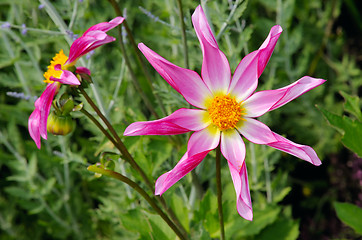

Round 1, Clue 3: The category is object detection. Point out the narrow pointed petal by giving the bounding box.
[192,5,230,94]
[50,68,80,85]
[28,109,41,149]
[139,43,213,108]
[228,162,253,220]
[82,16,124,35]
[236,118,277,144]
[220,129,245,171]
[267,132,322,166]
[155,126,220,195]
[124,108,210,136]
[244,76,326,117]
[229,25,282,102]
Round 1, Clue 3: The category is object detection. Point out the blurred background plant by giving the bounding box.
[0,0,361,239]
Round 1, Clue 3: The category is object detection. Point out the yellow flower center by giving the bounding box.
[43,50,69,84]
[207,94,245,130]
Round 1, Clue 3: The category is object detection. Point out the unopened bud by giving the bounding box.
[47,111,74,136]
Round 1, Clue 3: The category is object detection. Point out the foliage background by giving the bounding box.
[0,0,361,239]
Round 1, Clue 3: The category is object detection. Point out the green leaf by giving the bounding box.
[257,218,299,240]
[319,107,362,157]
[334,202,362,235]
[170,193,189,231]
[340,91,362,121]
[4,186,32,199]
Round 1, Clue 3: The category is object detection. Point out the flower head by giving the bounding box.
[29,17,124,149]
[125,6,325,221]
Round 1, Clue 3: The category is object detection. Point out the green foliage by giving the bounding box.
[334,202,362,235]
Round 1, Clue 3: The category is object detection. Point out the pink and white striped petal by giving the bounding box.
[28,109,41,149]
[192,5,230,94]
[229,25,282,102]
[221,129,246,171]
[243,76,326,117]
[236,118,277,144]
[124,108,210,136]
[82,16,124,36]
[266,132,322,166]
[50,66,80,85]
[155,126,220,195]
[138,43,213,108]
[228,162,253,220]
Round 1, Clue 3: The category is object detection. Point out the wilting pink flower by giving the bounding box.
[124,5,325,220]
[28,17,124,149]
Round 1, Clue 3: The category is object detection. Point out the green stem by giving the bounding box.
[216,146,225,240]
[176,0,189,69]
[87,165,186,240]
[79,86,188,238]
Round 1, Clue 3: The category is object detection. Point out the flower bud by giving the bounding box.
[47,111,74,136]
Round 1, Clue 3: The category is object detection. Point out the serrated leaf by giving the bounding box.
[340,91,362,121]
[319,107,362,157]
[334,202,362,235]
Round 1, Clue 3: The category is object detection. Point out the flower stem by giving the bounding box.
[87,165,186,240]
[78,86,188,238]
[216,146,225,240]
[176,0,189,69]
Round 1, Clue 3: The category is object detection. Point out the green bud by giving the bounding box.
[47,111,74,136]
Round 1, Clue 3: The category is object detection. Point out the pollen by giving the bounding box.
[207,94,244,131]
[43,50,68,84]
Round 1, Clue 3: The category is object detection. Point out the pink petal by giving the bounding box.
[28,109,41,149]
[67,32,115,65]
[220,129,245,171]
[50,68,80,85]
[32,83,60,142]
[267,132,322,166]
[243,76,326,117]
[192,5,230,94]
[229,25,282,102]
[76,66,91,75]
[236,118,277,144]
[155,126,220,195]
[124,108,210,136]
[138,43,213,108]
[82,16,124,36]
[228,162,252,220]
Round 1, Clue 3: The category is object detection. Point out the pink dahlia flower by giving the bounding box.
[29,17,124,149]
[124,5,325,220]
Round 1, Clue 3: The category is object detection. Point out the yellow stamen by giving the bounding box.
[43,50,68,84]
[207,94,245,130]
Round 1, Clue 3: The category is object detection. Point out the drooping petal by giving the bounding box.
[138,43,213,108]
[124,108,211,136]
[220,129,245,171]
[155,126,220,195]
[266,132,322,166]
[229,25,283,102]
[192,5,230,94]
[236,118,277,144]
[28,109,41,149]
[82,16,124,36]
[243,76,326,117]
[67,31,116,65]
[50,66,80,85]
[228,162,253,220]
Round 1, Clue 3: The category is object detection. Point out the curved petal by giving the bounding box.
[220,129,245,171]
[192,5,230,94]
[34,83,60,141]
[82,16,124,36]
[228,162,253,220]
[229,25,283,102]
[28,109,41,149]
[266,132,322,166]
[67,31,115,65]
[236,118,277,144]
[76,66,91,75]
[139,43,213,108]
[50,67,80,85]
[155,126,221,195]
[124,108,210,136]
[243,76,326,117]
